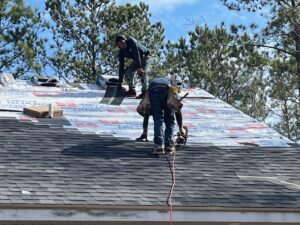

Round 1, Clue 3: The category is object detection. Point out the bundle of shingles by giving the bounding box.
[23,105,63,118]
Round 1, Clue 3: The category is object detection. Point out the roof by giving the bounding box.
[0,80,293,147]
[0,80,300,224]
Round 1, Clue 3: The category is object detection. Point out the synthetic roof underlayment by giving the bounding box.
[0,80,294,147]
[1,80,300,224]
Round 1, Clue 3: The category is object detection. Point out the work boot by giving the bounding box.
[106,78,120,86]
[151,144,165,155]
[135,133,148,142]
[125,89,136,97]
[135,92,145,99]
[136,87,146,99]
[165,145,176,155]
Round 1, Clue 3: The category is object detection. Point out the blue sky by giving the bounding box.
[117,0,265,40]
[26,0,265,41]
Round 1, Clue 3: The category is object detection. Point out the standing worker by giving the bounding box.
[115,35,151,98]
[148,77,175,155]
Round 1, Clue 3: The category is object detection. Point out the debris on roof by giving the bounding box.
[31,75,60,87]
[0,72,15,86]
[23,104,63,118]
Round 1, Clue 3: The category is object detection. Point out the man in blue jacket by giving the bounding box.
[115,35,151,98]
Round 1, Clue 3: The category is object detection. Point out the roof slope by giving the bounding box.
[0,80,299,214]
[1,117,300,209]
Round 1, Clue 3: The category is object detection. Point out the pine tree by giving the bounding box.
[221,0,300,141]
[45,0,164,82]
[163,24,269,120]
[0,0,47,78]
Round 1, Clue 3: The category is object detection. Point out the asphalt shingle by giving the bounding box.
[0,117,300,208]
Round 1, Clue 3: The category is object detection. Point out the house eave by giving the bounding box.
[0,205,300,223]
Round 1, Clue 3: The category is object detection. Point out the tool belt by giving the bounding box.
[167,92,183,112]
[137,89,184,117]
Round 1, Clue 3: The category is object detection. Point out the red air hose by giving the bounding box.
[166,151,176,225]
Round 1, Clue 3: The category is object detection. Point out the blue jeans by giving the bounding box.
[149,87,175,146]
[125,55,150,91]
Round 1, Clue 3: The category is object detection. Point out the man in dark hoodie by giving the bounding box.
[115,35,151,98]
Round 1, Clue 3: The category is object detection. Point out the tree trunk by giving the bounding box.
[294,21,300,131]
[295,28,300,104]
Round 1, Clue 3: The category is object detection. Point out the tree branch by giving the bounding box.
[0,51,23,70]
[240,43,295,56]
[277,0,292,8]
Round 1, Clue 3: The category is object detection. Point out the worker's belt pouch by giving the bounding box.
[167,93,183,112]
[137,91,151,117]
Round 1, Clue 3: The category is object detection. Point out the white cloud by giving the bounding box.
[116,0,198,12]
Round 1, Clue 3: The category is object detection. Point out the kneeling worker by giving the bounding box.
[115,35,151,98]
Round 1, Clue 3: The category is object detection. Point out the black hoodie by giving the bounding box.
[118,36,150,82]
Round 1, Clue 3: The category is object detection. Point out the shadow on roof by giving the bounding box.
[61,138,160,159]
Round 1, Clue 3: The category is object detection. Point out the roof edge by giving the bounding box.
[0,204,300,212]
[0,207,299,223]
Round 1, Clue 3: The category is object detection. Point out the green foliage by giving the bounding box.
[268,55,300,140]
[221,0,273,12]
[163,24,269,120]
[45,0,164,82]
[102,2,164,79]
[163,37,189,82]
[221,0,300,142]
[45,0,113,82]
[0,0,46,78]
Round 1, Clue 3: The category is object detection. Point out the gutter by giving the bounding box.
[0,205,300,223]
